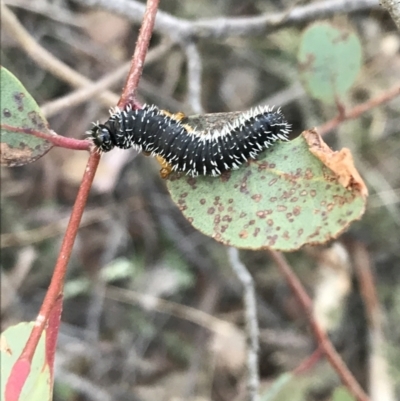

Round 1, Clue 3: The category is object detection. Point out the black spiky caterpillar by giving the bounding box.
[90,104,291,178]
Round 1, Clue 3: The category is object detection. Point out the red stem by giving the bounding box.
[10,152,100,400]
[318,84,400,135]
[347,240,380,328]
[5,1,163,398]
[268,250,370,401]
[293,347,323,376]
[45,295,63,382]
[117,0,160,109]
[1,124,91,151]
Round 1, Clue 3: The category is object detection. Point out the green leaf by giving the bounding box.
[0,66,54,166]
[298,22,362,104]
[1,322,52,401]
[332,386,356,401]
[167,132,366,251]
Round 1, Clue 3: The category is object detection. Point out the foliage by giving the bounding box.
[0,67,53,166]
[1,1,398,400]
[298,23,362,104]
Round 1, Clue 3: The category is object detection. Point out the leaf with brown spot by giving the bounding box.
[167,132,367,251]
[0,67,54,166]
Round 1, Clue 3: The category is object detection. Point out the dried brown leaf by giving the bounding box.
[304,129,368,198]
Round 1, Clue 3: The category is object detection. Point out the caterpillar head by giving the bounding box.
[90,124,115,152]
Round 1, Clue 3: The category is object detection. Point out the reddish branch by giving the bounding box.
[1,124,91,150]
[293,347,323,376]
[318,84,400,135]
[22,153,99,356]
[6,152,100,400]
[45,295,63,382]
[6,2,162,398]
[118,0,160,109]
[347,240,380,328]
[268,250,370,401]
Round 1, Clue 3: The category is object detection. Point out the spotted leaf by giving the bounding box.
[167,131,367,251]
[0,66,54,166]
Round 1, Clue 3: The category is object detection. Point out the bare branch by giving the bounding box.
[183,42,204,114]
[0,208,111,249]
[41,39,173,117]
[106,285,233,335]
[1,4,117,107]
[348,240,397,401]
[267,250,370,401]
[228,247,260,401]
[118,0,160,108]
[71,0,379,40]
[318,84,400,135]
[41,63,127,117]
[4,0,82,27]
[0,124,91,151]
[55,366,112,401]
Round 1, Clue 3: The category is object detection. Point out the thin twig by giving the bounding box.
[318,84,400,135]
[118,0,160,108]
[267,250,370,401]
[106,285,232,335]
[356,158,400,227]
[41,39,173,117]
[1,4,117,107]
[368,188,400,208]
[348,240,396,401]
[228,247,260,401]
[293,347,323,375]
[1,247,37,313]
[0,125,91,151]
[183,41,204,114]
[0,207,111,249]
[71,0,379,39]
[55,365,112,401]
[4,0,82,27]
[41,64,127,117]
[139,77,187,111]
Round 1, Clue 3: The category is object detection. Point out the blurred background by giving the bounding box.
[1,0,399,400]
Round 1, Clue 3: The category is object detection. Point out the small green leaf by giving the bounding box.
[167,133,366,251]
[332,386,356,401]
[0,66,54,166]
[298,22,362,104]
[1,322,52,401]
